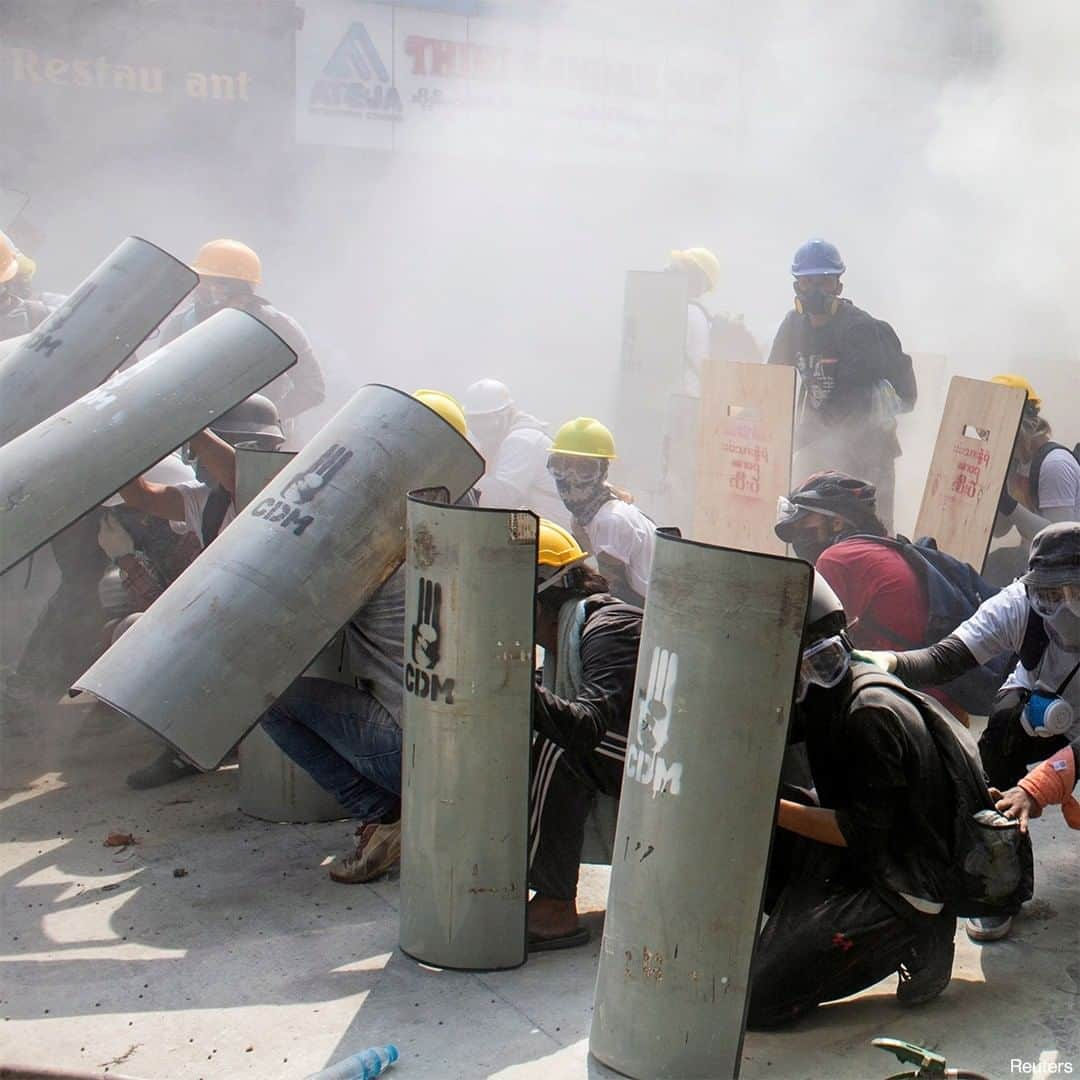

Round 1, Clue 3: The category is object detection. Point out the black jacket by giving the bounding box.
[533,594,642,757]
[768,299,916,431]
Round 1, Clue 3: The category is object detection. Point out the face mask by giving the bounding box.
[800,287,832,315]
[791,535,832,565]
[1021,690,1074,738]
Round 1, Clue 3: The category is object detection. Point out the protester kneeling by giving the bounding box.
[528,521,642,951]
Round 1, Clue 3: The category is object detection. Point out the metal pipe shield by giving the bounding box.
[73,386,485,770]
[588,531,812,1080]
[0,236,197,448]
[399,497,537,971]
[0,308,296,575]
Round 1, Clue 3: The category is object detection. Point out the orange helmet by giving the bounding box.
[192,239,261,284]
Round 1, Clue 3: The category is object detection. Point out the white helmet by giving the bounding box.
[103,453,196,506]
[463,378,514,417]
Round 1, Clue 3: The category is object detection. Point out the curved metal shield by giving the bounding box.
[74,386,485,770]
[399,497,537,972]
[0,308,297,575]
[0,237,197,448]
[589,531,812,1080]
[231,448,347,824]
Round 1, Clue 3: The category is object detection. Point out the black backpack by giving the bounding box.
[1029,441,1080,507]
[846,534,1012,714]
[848,667,1033,918]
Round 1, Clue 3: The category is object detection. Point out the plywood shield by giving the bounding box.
[399,497,537,972]
[0,237,197,448]
[914,376,1027,569]
[73,385,485,770]
[0,308,296,575]
[614,271,688,507]
[695,362,796,554]
[589,531,811,1079]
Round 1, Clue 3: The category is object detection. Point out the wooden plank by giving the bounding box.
[694,361,795,555]
[613,270,688,510]
[914,376,1027,569]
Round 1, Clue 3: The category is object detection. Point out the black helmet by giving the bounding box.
[775,470,881,542]
[211,393,284,450]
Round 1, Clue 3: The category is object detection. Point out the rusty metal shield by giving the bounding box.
[589,531,812,1079]
[399,496,537,971]
[0,237,197,448]
[74,386,484,770]
[0,308,296,575]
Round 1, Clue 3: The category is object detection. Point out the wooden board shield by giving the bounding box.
[914,376,1027,569]
[694,362,796,555]
[613,270,688,509]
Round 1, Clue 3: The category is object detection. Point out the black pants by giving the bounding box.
[979,688,1068,790]
[529,733,624,901]
[749,793,951,1028]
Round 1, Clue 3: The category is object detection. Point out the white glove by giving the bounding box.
[98,512,135,560]
[852,649,897,674]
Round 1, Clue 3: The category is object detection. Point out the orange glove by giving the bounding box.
[1018,747,1080,830]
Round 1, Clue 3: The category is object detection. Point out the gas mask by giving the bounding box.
[548,454,610,523]
[793,277,841,317]
[1020,687,1074,738]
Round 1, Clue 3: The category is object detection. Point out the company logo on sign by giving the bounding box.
[626,646,682,796]
[309,21,402,118]
[405,576,456,704]
[250,443,352,536]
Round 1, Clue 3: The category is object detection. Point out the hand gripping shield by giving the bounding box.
[0,308,296,575]
[399,496,537,971]
[0,237,197,448]
[231,448,348,824]
[589,531,812,1080]
[74,386,485,770]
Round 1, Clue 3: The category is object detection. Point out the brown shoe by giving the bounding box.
[329,820,401,884]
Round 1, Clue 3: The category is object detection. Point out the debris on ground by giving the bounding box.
[172,867,188,878]
[104,832,137,847]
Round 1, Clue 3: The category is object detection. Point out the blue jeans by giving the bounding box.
[261,677,402,822]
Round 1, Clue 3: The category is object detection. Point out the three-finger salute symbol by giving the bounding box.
[281,444,353,505]
[636,646,678,754]
[411,576,442,670]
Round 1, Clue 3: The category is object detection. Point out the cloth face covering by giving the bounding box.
[549,455,610,523]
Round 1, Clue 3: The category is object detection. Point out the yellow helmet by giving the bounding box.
[670,247,720,291]
[192,239,262,284]
[537,519,589,591]
[0,233,18,285]
[413,388,468,438]
[550,417,616,460]
[991,374,1042,411]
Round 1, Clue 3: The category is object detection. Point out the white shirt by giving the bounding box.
[169,479,236,545]
[480,426,569,527]
[580,499,657,598]
[1036,448,1080,517]
[954,581,1080,740]
[683,302,711,397]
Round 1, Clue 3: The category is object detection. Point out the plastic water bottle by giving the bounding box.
[305,1044,399,1080]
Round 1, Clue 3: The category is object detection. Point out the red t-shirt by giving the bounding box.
[816,538,965,718]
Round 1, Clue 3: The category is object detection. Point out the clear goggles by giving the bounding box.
[548,454,604,483]
[1026,583,1080,619]
[796,634,851,702]
[776,495,840,526]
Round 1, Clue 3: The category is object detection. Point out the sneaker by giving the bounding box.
[897,916,956,1007]
[126,749,201,790]
[965,914,1013,942]
[329,820,401,884]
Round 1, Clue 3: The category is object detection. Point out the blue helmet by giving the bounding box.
[791,238,845,277]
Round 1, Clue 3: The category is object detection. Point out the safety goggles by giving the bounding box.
[1027,583,1080,620]
[793,275,840,294]
[548,454,604,484]
[796,634,851,702]
[776,495,841,526]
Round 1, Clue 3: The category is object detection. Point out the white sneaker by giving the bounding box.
[965,914,1013,942]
